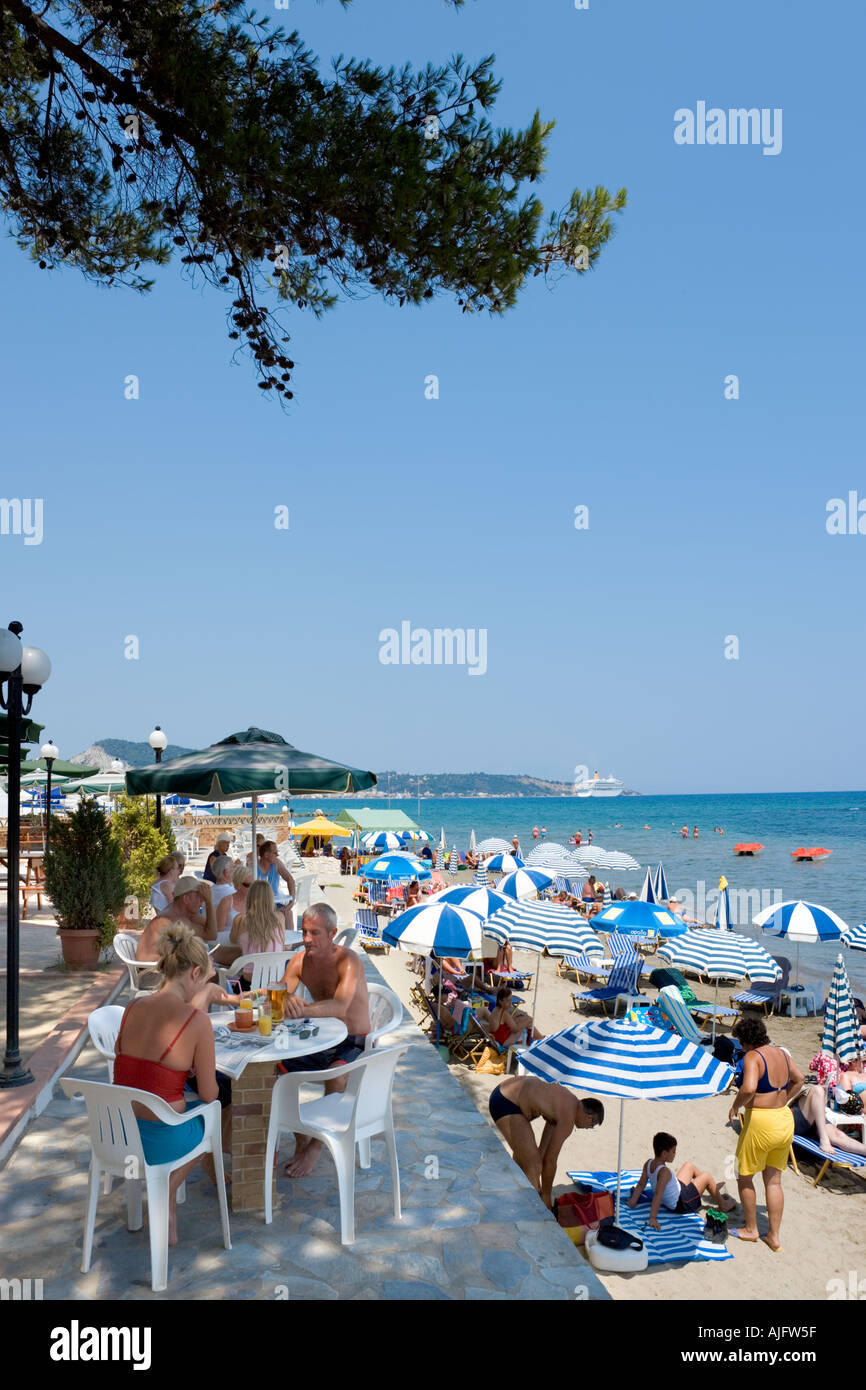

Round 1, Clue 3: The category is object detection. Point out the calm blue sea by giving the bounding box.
[234,791,866,998]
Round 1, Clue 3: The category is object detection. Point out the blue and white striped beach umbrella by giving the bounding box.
[658,929,781,1041]
[638,867,658,904]
[485,852,525,873]
[435,845,446,873]
[448,844,459,871]
[484,900,603,958]
[753,899,850,987]
[437,884,509,918]
[362,831,403,852]
[591,900,688,938]
[473,863,490,887]
[382,901,483,957]
[821,954,862,1064]
[525,843,572,868]
[601,882,612,908]
[497,867,553,900]
[521,1018,733,1220]
[477,837,512,854]
[654,863,669,902]
[844,924,866,953]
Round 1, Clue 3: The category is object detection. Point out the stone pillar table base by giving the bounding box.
[231,1059,279,1213]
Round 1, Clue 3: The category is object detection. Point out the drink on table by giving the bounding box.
[258,997,272,1036]
[268,984,286,1023]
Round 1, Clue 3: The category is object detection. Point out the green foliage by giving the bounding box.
[43,796,127,942]
[0,0,625,402]
[109,792,175,915]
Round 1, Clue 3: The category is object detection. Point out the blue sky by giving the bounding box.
[1,0,863,792]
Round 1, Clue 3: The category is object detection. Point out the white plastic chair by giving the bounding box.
[217,946,302,991]
[334,927,360,952]
[113,933,159,994]
[365,983,403,1051]
[59,1077,230,1292]
[87,1004,126,1081]
[293,876,314,916]
[264,1044,408,1244]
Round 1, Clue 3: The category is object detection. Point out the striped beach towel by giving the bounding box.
[565,1170,733,1265]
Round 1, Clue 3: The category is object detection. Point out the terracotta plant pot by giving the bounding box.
[58,928,102,970]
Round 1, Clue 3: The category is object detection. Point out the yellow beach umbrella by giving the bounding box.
[291,815,352,838]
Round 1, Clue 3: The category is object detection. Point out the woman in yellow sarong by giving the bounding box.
[728,1015,804,1252]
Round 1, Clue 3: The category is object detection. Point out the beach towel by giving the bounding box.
[451,998,470,1028]
[566,1171,733,1265]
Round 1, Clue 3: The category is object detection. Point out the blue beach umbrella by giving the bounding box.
[497,867,554,901]
[484,900,604,959]
[821,954,862,1063]
[383,901,483,957]
[592,900,689,939]
[362,852,431,883]
[654,863,669,902]
[638,867,658,904]
[520,1018,733,1222]
[485,853,525,873]
[753,899,850,988]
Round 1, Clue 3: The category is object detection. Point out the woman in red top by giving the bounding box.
[487,987,544,1047]
[114,923,220,1244]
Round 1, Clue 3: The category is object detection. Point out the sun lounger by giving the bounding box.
[354,907,389,951]
[656,985,712,1044]
[790,1134,866,1188]
[730,988,780,1016]
[450,1009,525,1072]
[556,954,612,984]
[572,957,647,1017]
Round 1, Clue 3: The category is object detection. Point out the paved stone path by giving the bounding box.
[0,953,609,1301]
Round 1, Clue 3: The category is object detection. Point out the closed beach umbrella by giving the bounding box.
[449,844,459,871]
[638,867,658,904]
[469,829,477,856]
[435,845,446,873]
[473,863,490,887]
[659,930,782,1040]
[654,863,669,902]
[712,877,733,931]
[601,883,612,908]
[437,884,509,918]
[362,831,403,852]
[753,899,850,988]
[520,1019,732,1221]
[485,853,525,873]
[821,954,862,1064]
[497,867,554,901]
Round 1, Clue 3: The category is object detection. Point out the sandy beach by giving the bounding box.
[339,875,866,1301]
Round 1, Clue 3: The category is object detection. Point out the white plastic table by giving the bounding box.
[778,988,818,1019]
[209,1011,347,1211]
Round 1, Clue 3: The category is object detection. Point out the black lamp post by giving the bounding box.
[149,727,167,830]
[0,621,51,1089]
[40,739,58,854]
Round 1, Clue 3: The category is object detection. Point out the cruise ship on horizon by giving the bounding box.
[575,771,624,798]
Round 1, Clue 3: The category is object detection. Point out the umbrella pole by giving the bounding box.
[615,1098,625,1224]
[251,794,258,878]
[712,977,719,1045]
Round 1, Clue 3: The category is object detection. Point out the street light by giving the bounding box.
[40,739,59,853]
[148,727,167,830]
[0,622,51,1089]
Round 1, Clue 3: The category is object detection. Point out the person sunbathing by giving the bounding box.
[488,1076,603,1208]
[488,987,544,1045]
[626,1131,735,1232]
[793,1085,866,1157]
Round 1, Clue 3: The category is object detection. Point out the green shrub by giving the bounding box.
[110,793,176,918]
[43,798,127,947]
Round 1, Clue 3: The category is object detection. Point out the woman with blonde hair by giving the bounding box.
[228,880,286,977]
[150,854,180,913]
[114,923,222,1245]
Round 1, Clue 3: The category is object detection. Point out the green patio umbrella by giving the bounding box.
[19,758,98,779]
[126,727,377,861]
[62,771,129,795]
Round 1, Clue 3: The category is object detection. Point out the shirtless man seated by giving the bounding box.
[135,876,217,962]
[488,1075,604,1208]
[275,902,371,1178]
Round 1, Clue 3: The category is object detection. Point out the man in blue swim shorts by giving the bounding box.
[488,1076,603,1209]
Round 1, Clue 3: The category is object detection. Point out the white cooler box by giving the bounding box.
[585,1227,649,1273]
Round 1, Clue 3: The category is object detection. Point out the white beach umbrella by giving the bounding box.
[753,899,850,988]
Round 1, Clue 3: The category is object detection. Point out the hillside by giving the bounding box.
[75,741,636,795]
